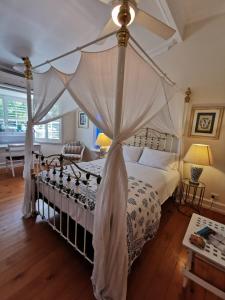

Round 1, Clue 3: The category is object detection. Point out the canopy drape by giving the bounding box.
[23,42,183,300]
[22,68,77,216]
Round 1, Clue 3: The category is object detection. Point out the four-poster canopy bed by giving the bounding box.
[32,127,180,265]
[21,1,189,299]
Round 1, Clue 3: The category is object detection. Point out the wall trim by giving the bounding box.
[142,0,183,58]
[180,192,225,215]
[156,0,183,42]
[201,197,225,216]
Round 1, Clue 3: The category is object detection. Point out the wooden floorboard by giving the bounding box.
[0,175,225,300]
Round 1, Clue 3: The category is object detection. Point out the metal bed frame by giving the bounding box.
[33,128,177,264]
[34,153,100,264]
[125,128,177,152]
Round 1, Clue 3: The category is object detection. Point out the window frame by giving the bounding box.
[34,118,63,144]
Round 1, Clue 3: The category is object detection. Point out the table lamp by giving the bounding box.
[184,144,213,185]
[96,133,112,155]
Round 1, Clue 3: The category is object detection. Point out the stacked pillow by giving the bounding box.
[138,147,178,171]
[123,145,143,162]
[123,145,178,171]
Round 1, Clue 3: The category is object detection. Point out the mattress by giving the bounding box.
[79,158,180,205]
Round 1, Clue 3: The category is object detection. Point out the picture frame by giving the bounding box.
[78,111,89,129]
[188,106,224,139]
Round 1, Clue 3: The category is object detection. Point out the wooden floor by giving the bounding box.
[0,172,225,300]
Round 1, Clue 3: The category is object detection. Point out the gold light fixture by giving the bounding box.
[184,144,213,185]
[111,3,135,27]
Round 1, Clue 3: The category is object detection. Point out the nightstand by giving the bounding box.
[90,148,107,159]
[179,178,206,214]
[91,148,101,159]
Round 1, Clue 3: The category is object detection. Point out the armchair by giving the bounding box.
[61,141,85,162]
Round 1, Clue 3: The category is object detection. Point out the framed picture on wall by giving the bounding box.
[78,111,89,128]
[188,106,224,139]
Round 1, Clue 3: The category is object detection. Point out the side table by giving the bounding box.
[90,148,107,159]
[180,178,206,213]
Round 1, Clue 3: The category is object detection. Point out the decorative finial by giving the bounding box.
[116,0,130,47]
[185,87,191,103]
[116,26,130,47]
[22,57,32,80]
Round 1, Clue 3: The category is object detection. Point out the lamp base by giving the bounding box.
[190,166,203,185]
[99,146,108,158]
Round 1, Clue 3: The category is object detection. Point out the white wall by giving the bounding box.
[74,109,98,161]
[155,14,225,210]
[183,98,225,209]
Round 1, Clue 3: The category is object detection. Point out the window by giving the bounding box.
[0,88,27,136]
[34,119,62,143]
[93,126,102,148]
[0,87,62,144]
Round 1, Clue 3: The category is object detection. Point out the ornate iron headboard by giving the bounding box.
[125,128,178,153]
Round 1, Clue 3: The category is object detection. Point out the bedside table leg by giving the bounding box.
[183,250,193,288]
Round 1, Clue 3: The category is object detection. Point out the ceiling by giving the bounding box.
[0,0,225,71]
[184,0,225,25]
[0,0,174,73]
[0,0,225,89]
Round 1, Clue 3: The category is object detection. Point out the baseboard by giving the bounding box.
[201,197,225,216]
[178,192,225,216]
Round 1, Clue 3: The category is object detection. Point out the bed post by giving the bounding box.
[177,87,191,202]
[92,2,131,300]
[23,56,33,121]
[23,57,36,215]
[114,0,130,137]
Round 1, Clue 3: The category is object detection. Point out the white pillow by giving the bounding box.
[123,145,143,162]
[138,147,177,171]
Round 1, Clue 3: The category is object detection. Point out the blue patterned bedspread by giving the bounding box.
[40,161,161,268]
[73,161,161,268]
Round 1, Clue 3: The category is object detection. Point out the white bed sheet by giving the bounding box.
[38,159,180,233]
[79,158,180,205]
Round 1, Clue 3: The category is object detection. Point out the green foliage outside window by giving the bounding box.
[0,97,27,133]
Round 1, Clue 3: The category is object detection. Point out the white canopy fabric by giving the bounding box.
[22,68,78,216]
[23,41,184,300]
[149,92,184,137]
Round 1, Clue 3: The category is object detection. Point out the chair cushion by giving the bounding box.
[64,145,82,154]
[63,153,81,157]
[6,155,24,160]
[63,154,81,161]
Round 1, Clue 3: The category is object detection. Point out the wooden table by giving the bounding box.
[182,213,225,299]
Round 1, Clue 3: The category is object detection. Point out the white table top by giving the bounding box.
[0,143,40,149]
[183,213,225,268]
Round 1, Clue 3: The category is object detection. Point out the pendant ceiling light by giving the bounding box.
[111,3,135,27]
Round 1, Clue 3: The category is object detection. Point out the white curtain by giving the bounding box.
[23,68,77,217]
[23,43,180,299]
